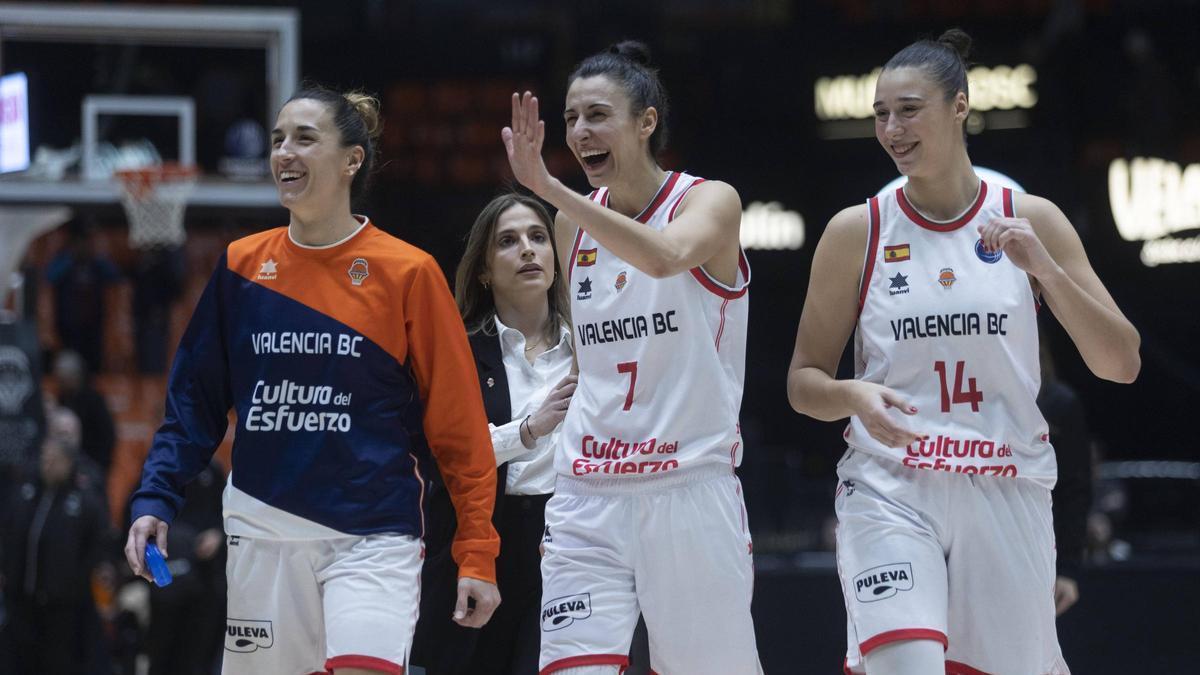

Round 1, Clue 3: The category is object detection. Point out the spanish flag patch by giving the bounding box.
[576,248,598,266]
[883,244,910,263]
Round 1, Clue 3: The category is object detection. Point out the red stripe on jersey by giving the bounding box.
[636,171,680,223]
[691,251,750,299]
[668,177,707,221]
[858,197,881,314]
[1002,187,1014,218]
[896,181,988,232]
[325,654,403,674]
[946,659,992,675]
[859,628,948,656]
[567,228,585,282]
[714,298,730,350]
[541,654,629,674]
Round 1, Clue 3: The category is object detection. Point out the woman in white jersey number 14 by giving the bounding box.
[787,29,1139,675]
[502,41,762,675]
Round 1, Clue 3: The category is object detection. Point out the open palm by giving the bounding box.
[501,91,553,195]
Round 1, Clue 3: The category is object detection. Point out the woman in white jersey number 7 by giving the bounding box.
[502,41,763,674]
[788,29,1139,675]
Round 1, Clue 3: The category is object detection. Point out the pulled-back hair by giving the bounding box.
[883,28,973,102]
[569,40,670,159]
[286,83,383,201]
[455,193,570,343]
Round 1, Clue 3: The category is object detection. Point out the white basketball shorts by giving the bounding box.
[835,449,1070,675]
[222,533,422,675]
[538,465,762,675]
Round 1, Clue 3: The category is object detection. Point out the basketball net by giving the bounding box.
[115,163,197,249]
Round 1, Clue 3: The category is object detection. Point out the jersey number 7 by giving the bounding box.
[617,361,638,411]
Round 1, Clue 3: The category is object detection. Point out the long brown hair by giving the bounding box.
[455,193,570,341]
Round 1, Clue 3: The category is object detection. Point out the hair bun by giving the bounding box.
[937,28,972,62]
[343,91,383,140]
[608,40,652,66]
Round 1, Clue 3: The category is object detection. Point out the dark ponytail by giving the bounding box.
[569,40,670,159]
[285,83,383,202]
[883,28,973,102]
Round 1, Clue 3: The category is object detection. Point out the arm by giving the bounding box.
[505,92,741,280]
[541,179,741,279]
[404,256,500,585]
[1044,383,1091,611]
[554,211,580,376]
[978,194,1140,383]
[786,206,923,447]
[125,259,233,578]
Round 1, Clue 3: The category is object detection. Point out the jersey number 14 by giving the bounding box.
[934,360,982,412]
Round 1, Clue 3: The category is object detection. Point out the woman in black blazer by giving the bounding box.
[412,193,574,675]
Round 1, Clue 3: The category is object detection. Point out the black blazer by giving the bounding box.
[422,330,509,556]
[411,330,510,673]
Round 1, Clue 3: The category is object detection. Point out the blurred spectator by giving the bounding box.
[142,459,226,675]
[131,248,184,374]
[1038,338,1091,616]
[0,435,114,675]
[45,405,109,516]
[53,350,116,478]
[0,318,45,484]
[45,224,120,373]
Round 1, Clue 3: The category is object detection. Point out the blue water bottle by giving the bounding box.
[145,539,173,587]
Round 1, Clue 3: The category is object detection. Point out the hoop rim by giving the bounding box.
[114,161,200,183]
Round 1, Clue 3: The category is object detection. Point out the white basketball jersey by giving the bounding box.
[558,171,750,481]
[848,182,1055,487]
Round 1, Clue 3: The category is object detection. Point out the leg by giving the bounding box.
[635,474,761,674]
[863,639,945,675]
[411,486,478,675]
[835,452,950,674]
[944,477,1070,674]
[222,537,326,675]
[320,534,423,675]
[472,494,549,675]
[539,492,640,674]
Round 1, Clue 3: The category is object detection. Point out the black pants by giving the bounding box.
[414,493,549,675]
[6,598,94,675]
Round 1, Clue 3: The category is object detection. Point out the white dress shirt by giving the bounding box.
[490,316,572,496]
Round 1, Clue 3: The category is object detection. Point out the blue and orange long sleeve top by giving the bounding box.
[130,219,499,582]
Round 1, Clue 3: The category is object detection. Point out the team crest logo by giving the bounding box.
[576,248,598,267]
[937,268,956,289]
[577,277,592,300]
[614,270,628,292]
[975,239,1002,263]
[347,258,370,286]
[256,258,278,281]
[883,244,910,263]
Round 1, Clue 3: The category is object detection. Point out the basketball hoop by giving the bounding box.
[115,163,198,249]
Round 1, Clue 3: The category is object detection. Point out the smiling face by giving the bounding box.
[873,66,968,178]
[564,75,657,188]
[483,203,555,304]
[270,98,363,215]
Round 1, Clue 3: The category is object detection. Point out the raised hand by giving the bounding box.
[977,217,1058,279]
[501,91,554,196]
